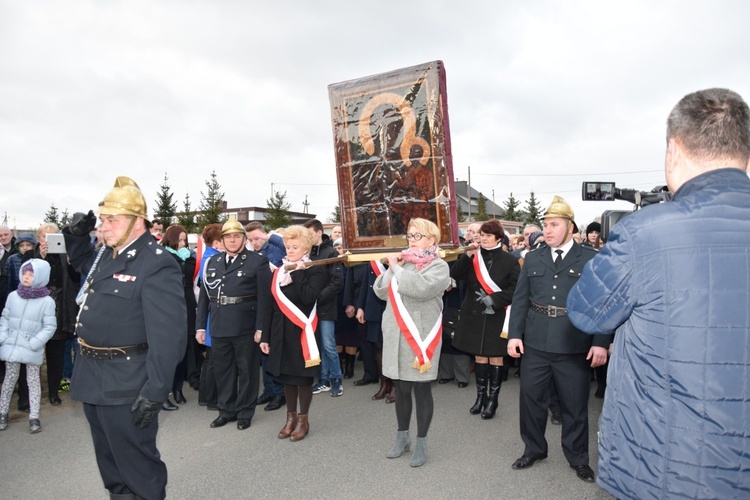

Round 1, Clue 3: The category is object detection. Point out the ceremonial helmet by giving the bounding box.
[541,195,575,221]
[98,176,148,219]
[221,217,245,236]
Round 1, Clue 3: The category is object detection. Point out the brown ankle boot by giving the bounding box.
[385,381,396,404]
[372,378,389,400]
[278,412,297,439]
[290,414,309,441]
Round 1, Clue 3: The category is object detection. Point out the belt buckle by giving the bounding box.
[549,307,557,318]
[219,296,228,305]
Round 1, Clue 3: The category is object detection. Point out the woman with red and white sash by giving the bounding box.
[260,226,326,442]
[451,219,520,419]
[373,218,450,468]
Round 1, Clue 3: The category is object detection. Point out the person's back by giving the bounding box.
[568,88,750,499]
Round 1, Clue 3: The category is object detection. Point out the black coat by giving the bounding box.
[64,230,188,405]
[196,248,272,338]
[309,236,343,320]
[508,243,612,354]
[262,266,326,378]
[451,247,520,356]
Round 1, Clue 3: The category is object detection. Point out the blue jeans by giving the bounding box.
[318,320,341,381]
[260,354,284,397]
[63,338,78,380]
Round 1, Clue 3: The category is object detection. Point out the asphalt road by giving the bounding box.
[0,366,614,499]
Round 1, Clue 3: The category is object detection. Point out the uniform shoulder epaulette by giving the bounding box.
[580,245,600,255]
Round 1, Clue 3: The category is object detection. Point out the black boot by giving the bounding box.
[469,362,489,415]
[344,353,355,379]
[481,365,503,419]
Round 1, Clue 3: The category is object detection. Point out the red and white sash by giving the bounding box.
[370,260,386,276]
[387,276,442,373]
[271,268,320,367]
[472,251,502,295]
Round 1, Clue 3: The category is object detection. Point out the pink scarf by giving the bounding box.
[277,255,312,286]
[401,245,439,270]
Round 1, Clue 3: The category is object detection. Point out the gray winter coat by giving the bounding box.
[373,258,450,382]
[0,259,56,366]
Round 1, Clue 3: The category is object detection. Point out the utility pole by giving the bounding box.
[467,166,472,222]
[302,195,310,214]
[492,189,496,219]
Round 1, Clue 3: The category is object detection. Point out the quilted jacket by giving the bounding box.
[567,168,750,499]
[0,259,56,365]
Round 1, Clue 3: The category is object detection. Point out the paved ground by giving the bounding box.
[0,366,614,499]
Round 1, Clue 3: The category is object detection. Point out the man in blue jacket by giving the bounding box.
[567,88,750,499]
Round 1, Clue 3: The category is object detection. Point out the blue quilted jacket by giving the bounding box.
[567,168,750,499]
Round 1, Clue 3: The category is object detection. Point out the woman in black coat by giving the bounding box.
[161,225,197,409]
[260,225,326,442]
[36,223,80,405]
[451,219,520,419]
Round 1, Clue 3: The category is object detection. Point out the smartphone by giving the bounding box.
[46,233,67,254]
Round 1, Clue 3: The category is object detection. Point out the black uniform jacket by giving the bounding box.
[508,243,611,354]
[196,248,272,338]
[64,230,188,405]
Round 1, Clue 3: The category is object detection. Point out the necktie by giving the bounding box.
[554,249,563,266]
[227,256,235,265]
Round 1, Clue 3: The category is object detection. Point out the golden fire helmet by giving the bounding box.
[541,195,575,221]
[221,217,245,236]
[98,177,148,219]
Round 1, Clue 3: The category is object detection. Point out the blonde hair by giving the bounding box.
[407,218,440,243]
[282,225,313,253]
[37,222,59,238]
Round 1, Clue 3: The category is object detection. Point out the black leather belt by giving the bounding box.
[530,301,567,318]
[210,295,256,305]
[78,338,149,360]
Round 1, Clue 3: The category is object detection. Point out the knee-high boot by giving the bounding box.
[481,365,503,419]
[470,362,489,414]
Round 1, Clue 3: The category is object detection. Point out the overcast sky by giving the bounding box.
[2,0,749,232]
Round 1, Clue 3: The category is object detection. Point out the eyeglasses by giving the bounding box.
[405,233,426,241]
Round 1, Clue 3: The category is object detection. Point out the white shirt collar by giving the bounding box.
[551,238,575,262]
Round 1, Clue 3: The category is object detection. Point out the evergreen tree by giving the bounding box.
[475,192,489,222]
[456,202,466,223]
[197,170,226,228]
[265,190,293,230]
[177,193,198,234]
[502,192,522,222]
[44,204,60,226]
[523,191,543,227]
[61,209,71,226]
[330,204,341,223]
[154,173,178,223]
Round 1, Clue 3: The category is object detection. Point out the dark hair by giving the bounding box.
[667,88,750,163]
[303,219,323,233]
[162,224,187,250]
[480,219,505,241]
[202,223,223,246]
[244,221,264,232]
[151,219,163,226]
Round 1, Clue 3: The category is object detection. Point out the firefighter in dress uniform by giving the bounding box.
[63,177,187,500]
[195,219,272,430]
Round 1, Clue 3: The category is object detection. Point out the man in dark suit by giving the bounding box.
[196,218,271,430]
[507,196,611,483]
[63,177,187,500]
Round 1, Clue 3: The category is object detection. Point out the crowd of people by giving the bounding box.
[1,87,749,499]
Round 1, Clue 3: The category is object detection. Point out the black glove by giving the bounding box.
[67,210,97,237]
[130,395,162,429]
